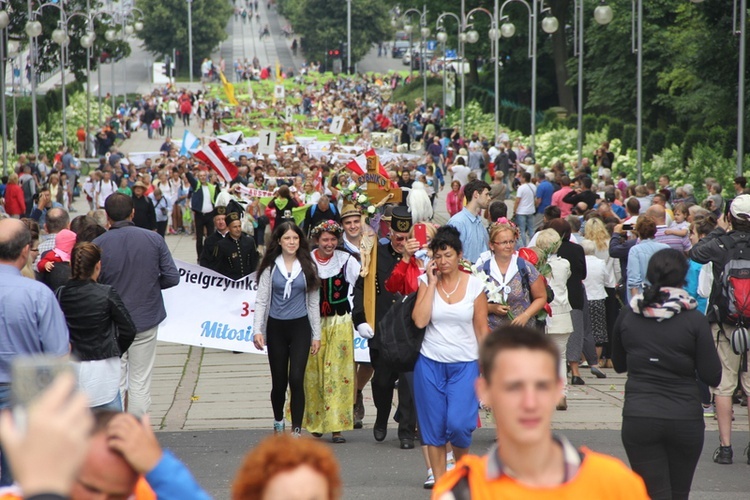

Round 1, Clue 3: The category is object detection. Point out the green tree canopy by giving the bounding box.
[278,0,393,65]
[135,0,232,74]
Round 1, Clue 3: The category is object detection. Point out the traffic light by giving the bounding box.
[327,49,340,57]
[162,56,176,78]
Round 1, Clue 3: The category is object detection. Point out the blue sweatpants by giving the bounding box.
[413,354,479,448]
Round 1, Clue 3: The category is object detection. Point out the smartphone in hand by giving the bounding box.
[414,223,427,247]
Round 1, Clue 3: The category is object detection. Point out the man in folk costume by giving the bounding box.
[340,203,374,430]
[353,206,418,449]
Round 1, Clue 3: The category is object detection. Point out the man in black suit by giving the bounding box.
[352,206,417,449]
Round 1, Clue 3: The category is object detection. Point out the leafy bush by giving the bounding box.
[582,115,598,134]
[597,115,611,132]
[645,130,666,159]
[683,128,707,165]
[608,118,624,142]
[622,124,637,154]
[540,109,560,131]
[501,106,514,127]
[16,108,34,154]
[515,109,531,136]
[665,125,684,148]
[566,114,578,129]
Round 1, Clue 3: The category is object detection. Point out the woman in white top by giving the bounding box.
[534,229,573,410]
[412,226,489,482]
[581,239,610,365]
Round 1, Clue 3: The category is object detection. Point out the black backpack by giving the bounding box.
[377,292,425,372]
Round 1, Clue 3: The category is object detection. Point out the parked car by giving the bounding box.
[392,40,411,58]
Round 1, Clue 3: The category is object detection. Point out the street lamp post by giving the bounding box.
[0,3,10,173]
[436,12,461,132]
[401,7,428,107]
[346,0,351,74]
[574,1,613,166]
[464,6,500,142]
[25,2,42,157]
[631,0,643,183]
[187,0,193,83]
[498,0,558,155]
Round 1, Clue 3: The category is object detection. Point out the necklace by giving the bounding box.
[440,275,461,298]
[314,250,333,265]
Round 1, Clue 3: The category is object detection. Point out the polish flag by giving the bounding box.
[194,140,239,183]
[346,149,389,178]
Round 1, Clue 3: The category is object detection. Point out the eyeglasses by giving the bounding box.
[492,240,515,246]
[392,235,408,242]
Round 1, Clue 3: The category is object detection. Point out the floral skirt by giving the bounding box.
[589,299,608,346]
[301,313,355,434]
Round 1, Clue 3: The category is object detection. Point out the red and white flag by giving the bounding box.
[194,140,239,183]
[346,149,389,178]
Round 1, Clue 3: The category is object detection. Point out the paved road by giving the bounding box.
[159,429,749,499]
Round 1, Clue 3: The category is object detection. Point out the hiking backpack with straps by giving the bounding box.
[715,234,750,364]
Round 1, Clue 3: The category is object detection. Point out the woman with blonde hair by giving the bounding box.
[3,173,25,218]
[584,217,618,361]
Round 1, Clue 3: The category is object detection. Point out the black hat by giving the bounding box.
[212,206,227,218]
[390,206,412,234]
[226,211,241,225]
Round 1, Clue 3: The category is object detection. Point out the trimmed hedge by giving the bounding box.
[683,128,707,165]
[645,130,666,159]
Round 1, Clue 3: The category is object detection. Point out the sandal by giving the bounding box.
[331,433,346,444]
[311,432,322,438]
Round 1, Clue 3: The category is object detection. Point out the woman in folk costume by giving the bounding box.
[304,220,362,443]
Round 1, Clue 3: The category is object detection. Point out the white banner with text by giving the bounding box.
[158,260,371,362]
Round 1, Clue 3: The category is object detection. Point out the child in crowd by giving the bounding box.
[665,202,689,237]
[37,229,77,274]
[117,176,132,196]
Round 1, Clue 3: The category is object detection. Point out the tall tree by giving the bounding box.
[283,0,392,65]
[135,0,232,75]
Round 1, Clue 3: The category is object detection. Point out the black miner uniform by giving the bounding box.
[352,206,417,444]
[216,211,259,280]
[200,206,228,271]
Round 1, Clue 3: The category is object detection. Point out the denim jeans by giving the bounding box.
[92,392,123,412]
[515,213,535,247]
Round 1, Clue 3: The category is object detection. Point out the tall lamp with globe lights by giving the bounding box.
[1,2,13,173]
[436,12,461,132]
[498,0,559,155]
[27,1,93,149]
[464,4,500,142]
[397,6,429,110]
[574,0,613,166]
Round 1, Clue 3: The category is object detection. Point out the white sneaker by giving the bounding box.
[292,427,302,438]
[447,457,456,471]
[423,470,435,489]
[273,421,285,434]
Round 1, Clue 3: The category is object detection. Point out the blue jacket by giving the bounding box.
[93,221,180,332]
[146,450,212,499]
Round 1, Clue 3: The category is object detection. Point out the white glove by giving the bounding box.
[356,323,374,339]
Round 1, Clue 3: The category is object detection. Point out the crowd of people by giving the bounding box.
[1,67,750,499]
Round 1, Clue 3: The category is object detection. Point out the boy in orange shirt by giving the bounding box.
[433,326,648,499]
